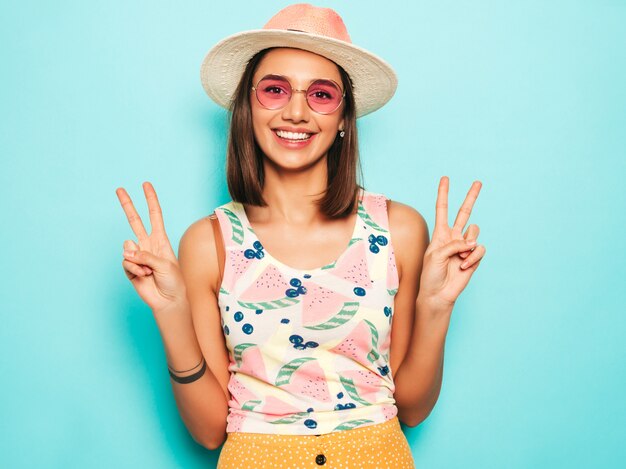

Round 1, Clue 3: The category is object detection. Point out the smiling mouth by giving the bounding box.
[274,129,315,141]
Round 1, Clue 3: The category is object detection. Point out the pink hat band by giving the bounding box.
[263,4,352,43]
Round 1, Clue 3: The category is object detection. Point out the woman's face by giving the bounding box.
[250,48,345,172]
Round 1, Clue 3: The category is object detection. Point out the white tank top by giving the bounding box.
[213,188,400,435]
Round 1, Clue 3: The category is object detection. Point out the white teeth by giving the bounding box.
[275,130,312,140]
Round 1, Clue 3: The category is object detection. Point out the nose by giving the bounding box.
[281,89,310,123]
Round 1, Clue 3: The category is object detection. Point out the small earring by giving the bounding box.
[339,130,345,138]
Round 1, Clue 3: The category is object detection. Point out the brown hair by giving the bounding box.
[225,47,363,218]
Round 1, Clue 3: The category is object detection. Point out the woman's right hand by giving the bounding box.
[116,182,188,315]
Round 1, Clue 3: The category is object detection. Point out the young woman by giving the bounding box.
[116,4,485,468]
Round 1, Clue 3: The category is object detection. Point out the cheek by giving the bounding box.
[320,116,343,137]
[250,105,267,141]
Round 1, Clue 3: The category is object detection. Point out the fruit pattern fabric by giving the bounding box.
[214,189,400,435]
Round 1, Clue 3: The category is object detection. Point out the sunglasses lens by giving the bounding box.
[255,76,291,109]
[255,76,343,113]
[307,80,343,113]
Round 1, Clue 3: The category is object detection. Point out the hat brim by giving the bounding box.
[200,29,397,118]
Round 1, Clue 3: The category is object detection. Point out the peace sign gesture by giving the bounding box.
[116,182,188,315]
[417,177,486,313]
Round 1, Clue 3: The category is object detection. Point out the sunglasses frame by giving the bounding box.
[251,74,345,115]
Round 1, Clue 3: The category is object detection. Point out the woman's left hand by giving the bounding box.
[417,176,486,314]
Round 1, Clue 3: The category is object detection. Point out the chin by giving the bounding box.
[264,150,327,172]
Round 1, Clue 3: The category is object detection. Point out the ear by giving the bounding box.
[338,118,345,132]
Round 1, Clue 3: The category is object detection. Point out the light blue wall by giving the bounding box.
[1,1,624,467]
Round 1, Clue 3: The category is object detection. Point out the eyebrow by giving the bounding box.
[255,74,341,86]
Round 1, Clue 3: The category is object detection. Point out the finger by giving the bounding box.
[434,176,449,231]
[460,244,486,270]
[452,181,482,235]
[122,240,151,273]
[123,240,152,274]
[463,224,480,240]
[123,249,168,272]
[122,259,147,279]
[460,249,473,259]
[123,255,153,276]
[123,239,140,251]
[434,238,477,260]
[116,187,149,241]
[459,224,480,258]
[463,258,482,273]
[142,182,167,237]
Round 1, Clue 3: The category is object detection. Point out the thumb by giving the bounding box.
[123,249,168,273]
[434,239,477,260]
[123,240,151,274]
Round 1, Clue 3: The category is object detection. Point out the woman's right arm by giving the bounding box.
[166,217,231,449]
[117,183,230,450]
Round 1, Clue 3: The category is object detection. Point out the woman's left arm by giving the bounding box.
[389,177,486,427]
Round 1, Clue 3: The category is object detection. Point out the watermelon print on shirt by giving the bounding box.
[214,189,400,435]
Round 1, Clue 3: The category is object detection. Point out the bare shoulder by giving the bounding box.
[178,215,220,293]
[387,199,429,248]
[387,199,430,277]
[179,215,215,262]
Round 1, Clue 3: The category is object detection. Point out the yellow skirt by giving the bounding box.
[216,416,415,468]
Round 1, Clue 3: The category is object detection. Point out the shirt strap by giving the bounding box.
[208,212,225,292]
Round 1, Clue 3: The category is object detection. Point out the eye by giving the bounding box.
[307,80,341,103]
[263,85,288,95]
[310,90,332,100]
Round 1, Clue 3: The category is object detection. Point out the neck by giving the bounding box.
[246,157,329,226]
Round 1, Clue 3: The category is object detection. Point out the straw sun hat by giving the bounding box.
[199,3,398,118]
